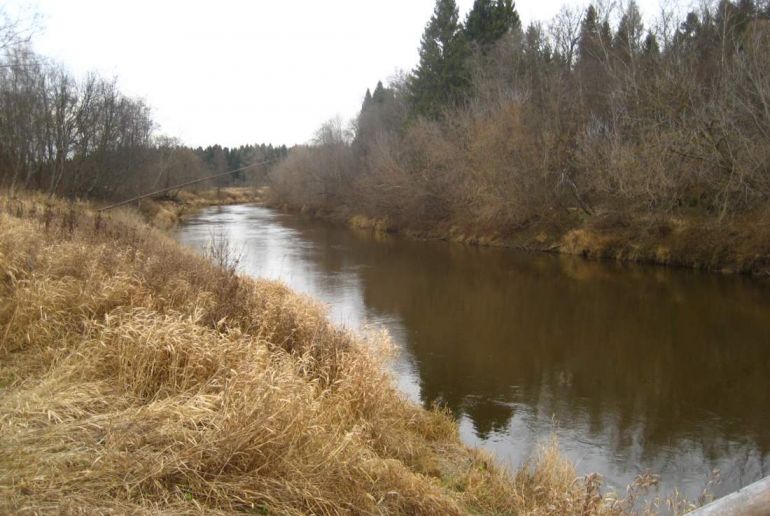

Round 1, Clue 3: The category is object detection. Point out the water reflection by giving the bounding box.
[176,204,770,499]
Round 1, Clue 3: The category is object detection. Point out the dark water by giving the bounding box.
[176,204,770,501]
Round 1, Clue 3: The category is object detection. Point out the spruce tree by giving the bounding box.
[576,5,611,119]
[372,81,387,103]
[612,0,644,64]
[407,0,470,118]
[642,32,660,57]
[577,5,600,61]
[465,0,520,50]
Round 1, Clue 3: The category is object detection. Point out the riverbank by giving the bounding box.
[134,186,268,228]
[0,192,678,514]
[271,201,770,277]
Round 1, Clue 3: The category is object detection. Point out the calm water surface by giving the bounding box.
[176,204,770,500]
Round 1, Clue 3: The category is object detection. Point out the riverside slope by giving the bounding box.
[0,192,680,514]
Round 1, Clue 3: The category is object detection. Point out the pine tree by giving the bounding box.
[407,0,470,118]
[362,88,372,112]
[465,0,520,50]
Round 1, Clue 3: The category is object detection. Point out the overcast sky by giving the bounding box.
[6,0,668,147]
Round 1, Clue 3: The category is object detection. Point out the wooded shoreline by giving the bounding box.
[266,201,770,277]
[268,0,770,280]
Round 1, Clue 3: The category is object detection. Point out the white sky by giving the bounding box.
[5,0,669,147]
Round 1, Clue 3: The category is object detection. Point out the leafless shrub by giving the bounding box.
[205,229,242,274]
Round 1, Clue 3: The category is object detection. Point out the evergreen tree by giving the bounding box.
[600,20,613,52]
[362,88,373,112]
[642,32,660,58]
[613,0,644,63]
[716,0,756,44]
[356,80,403,148]
[577,5,600,61]
[576,5,612,118]
[640,31,660,76]
[465,0,520,50]
[407,0,470,118]
[372,80,388,103]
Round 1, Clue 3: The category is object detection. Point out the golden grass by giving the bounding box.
[555,209,770,275]
[135,187,267,229]
[0,192,687,514]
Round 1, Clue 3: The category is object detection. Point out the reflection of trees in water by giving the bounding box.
[281,214,770,461]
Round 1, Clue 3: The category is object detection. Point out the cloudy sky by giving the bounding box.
[5,0,668,147]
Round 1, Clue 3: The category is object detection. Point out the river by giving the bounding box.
[176,203,770,502]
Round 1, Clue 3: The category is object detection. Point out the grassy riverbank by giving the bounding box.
[128,186,265,229]
[270,201,770,277]
[0,191,687,514]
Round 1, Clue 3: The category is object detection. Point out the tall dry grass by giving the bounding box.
[0,192,686,514]
[134,186,266,229]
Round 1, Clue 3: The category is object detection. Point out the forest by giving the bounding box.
[0,11,286,199]
[270,0,770,272]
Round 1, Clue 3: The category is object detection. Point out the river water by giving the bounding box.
[176,204,770,501]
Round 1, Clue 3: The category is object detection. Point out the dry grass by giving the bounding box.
[0,192,688,514]
[135,187,267,229]
[176,187,266,207]
[556,208,770,275]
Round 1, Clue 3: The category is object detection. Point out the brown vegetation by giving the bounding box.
[134,186,268,229]
[0,192,695,514]
[268,1,770,275]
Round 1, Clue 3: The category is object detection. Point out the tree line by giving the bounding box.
[0,10,285,200]
[271,0,770,257]
[195,144,288,187]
